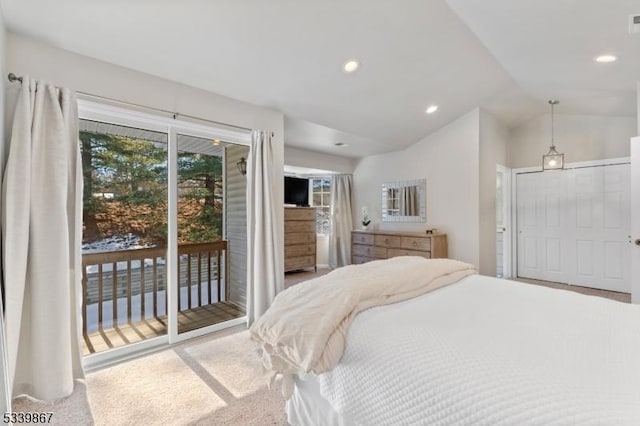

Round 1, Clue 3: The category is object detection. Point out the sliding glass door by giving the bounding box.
[79,101,250,362]
[80,119,169,355]
[173,133,247,336]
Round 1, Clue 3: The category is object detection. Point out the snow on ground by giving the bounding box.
[82,234,165,273]
[83,233,151,253]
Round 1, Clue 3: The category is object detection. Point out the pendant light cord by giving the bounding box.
[551,101,555,149]
[548,99,559,150]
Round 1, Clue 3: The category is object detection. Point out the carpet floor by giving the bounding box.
[514,277,631,303]
[284,267,331,289]
[12,326,286,426]
[10,269,332,426]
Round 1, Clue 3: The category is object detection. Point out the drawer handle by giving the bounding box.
[412,241,418,247]
[384,238,390,244]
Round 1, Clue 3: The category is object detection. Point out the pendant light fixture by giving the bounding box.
[543,100,564,170]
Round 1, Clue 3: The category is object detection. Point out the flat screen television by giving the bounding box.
[284,176,309,207]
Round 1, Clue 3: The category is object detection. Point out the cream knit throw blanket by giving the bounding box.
[250,257,476,398]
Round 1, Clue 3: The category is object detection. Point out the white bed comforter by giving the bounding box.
[251,257,475,397]
[316,275,640,425]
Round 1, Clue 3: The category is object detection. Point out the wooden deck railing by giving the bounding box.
[81,241,229,339]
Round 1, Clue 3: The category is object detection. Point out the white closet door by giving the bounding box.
[567,165,630,292]
[601,165,631,292]
[540,171,568,284]
[631,137,640,303]
[517,172,567,283]
[517,164,630,292]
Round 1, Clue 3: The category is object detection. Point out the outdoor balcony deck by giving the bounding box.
[82,301,244,355]
[81,241,244,355]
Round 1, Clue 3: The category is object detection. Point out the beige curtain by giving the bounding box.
[328,175,353,269]
[2,77,84,401]
[246,130,283,324]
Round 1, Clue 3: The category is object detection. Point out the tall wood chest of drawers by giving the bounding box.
[284,207,317,272]
[351,230,447,264]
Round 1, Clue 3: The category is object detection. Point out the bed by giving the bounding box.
[252,258,640,425]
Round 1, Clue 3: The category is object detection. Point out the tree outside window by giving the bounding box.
[311,177,331,235]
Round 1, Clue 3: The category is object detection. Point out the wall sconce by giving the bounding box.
[236,157,247,176]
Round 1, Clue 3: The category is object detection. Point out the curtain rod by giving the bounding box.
[7,72,256,133]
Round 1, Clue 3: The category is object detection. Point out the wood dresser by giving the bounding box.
[284,207,317,272]
[351,230,447,264]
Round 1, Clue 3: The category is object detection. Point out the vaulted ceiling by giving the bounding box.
[1,0,638,158]
[448,0,640,119]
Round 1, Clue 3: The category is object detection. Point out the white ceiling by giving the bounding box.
[1,1,638,158]
[447,0,640,118]
[284,116,388,159]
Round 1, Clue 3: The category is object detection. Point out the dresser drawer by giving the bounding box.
[400,236,431,251]
[351,255,372,265]
[285,255,315,271]
[352,232,446,265]
[352,232,374,245]
[374,235,401,248]
[387,248,431,259]
[285,243,316,257]
[285,232,315,245]
[285,208,316,221]
[352,244,387,259]
[285,220,316,233]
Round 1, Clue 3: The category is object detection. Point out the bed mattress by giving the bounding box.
[287,275,640,425]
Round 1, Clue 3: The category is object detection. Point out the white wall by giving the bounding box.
[4,32,286,284]
[353,109,481,267]
[508,113,637,169]
[316,235,329,267]
[479,109,508,276]
[284,146,355,174]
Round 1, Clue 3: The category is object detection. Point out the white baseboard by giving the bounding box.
[316,264,330,269]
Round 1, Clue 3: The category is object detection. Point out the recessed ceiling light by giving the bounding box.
[595,54,618,63]
[334,142,348,147]
[343,60,359,73]
[212,139,221,146]
[425,105,439,114]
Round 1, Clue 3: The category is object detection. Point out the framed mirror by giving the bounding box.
[381,179,426,223]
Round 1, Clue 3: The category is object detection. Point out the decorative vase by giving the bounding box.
[361,224,369,231]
